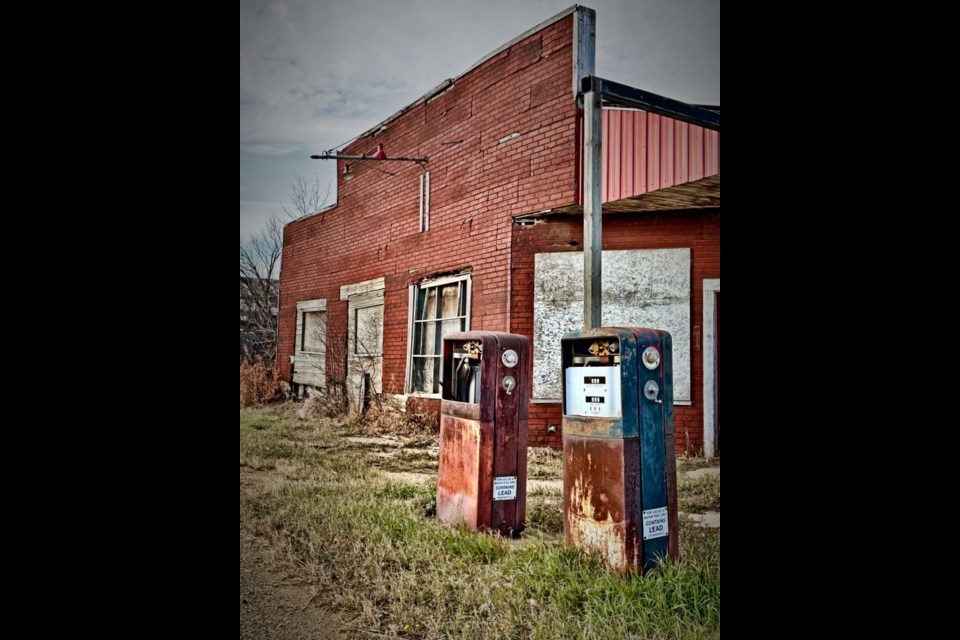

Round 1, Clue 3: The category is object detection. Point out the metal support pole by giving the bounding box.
[583,89,602,329]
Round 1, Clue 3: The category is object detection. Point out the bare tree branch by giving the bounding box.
[281,172,331,220]
[240,216,282,361]
[241,173,330,361]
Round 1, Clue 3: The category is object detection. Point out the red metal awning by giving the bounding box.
[574,109,720,213]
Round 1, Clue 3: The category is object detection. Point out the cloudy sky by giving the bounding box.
[240,0,720,240]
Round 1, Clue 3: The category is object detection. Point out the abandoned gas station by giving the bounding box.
[278,5,720,457]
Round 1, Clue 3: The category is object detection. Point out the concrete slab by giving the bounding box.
[528,479,563,493]
[683,511,720,528]
[685,467,720,480]
[344,436,401,447]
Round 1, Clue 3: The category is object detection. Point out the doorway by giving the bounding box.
[702,279,720,457]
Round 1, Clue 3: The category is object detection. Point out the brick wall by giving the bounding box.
[279,17,578,404]
[510,209,721,452]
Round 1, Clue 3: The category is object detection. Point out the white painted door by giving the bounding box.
[347,296,384,412]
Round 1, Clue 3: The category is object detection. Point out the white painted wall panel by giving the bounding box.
[533,248,691,402]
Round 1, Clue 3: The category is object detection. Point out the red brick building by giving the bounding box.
[279,6,720,455]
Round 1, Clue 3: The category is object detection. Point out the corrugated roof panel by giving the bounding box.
[580,109,720,206]
[599,109,719,203]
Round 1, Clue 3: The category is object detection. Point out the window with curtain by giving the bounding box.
[409,275,470,394]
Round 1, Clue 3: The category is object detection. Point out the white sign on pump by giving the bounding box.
[493,476,517,501]
[642,507,669,540]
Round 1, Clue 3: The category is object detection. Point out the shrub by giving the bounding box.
[239,356,283,407]
[361,401,439,436]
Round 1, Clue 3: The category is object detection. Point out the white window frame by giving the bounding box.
[296,299,327,355]
[351,297,384,357]
[340,278,386,406]
[405,272,471,396]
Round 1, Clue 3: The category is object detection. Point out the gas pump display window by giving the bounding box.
[565,366,621,417]
[563,338,623,418]
[448,340,482,403]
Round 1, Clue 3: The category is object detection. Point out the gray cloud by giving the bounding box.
[240,0,719,237]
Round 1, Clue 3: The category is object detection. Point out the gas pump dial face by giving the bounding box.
[644,380,660,401]
[501,349,519,368]
[642,347,661,370]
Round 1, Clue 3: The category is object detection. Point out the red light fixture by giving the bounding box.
[311,144,428,181]
[310,145,427,164]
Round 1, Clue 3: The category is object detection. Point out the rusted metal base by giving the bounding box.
[564,434,677,574]
[436,407,527,537]
[437,413,492,531]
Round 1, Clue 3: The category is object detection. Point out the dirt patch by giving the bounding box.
[528,478,562,493]
[241,468,356,639]
[372,446,438,459]
[240,528,354,639]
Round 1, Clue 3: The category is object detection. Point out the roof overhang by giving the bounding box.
[583,76,720,130]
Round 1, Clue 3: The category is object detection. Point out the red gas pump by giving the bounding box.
[436,332,530,536]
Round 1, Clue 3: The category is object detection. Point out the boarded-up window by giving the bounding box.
[301,310,326,353]
[533,249,691,402]
[355,305,383,355]
[410,276,470,394]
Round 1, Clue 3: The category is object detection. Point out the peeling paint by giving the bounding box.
[564,436,642,575]
[569,514,632,574]
[436,416,484,531]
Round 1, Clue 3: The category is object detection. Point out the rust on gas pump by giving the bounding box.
[563,436,643,574]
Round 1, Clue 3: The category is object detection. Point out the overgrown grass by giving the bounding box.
[679,473,721,513]
[373,449,439,474]
[525,491,564,536]
[527,446,563,478]
[240,407,720,639]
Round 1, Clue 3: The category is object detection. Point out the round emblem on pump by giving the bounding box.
[501,349,519,368]
[502,375,516,394]
[642,346,661,370]
[644,380,660,401]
